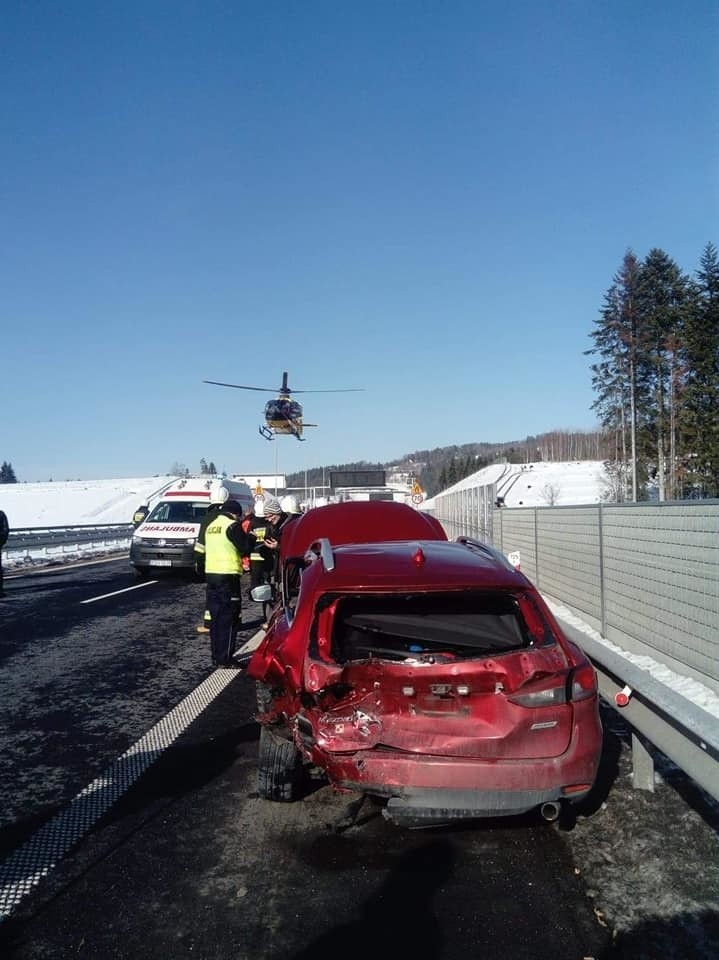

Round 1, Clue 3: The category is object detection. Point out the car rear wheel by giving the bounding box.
[255,681,273,717]
[257,725,303,802]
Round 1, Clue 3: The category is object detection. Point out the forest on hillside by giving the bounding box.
[286,428,611,498]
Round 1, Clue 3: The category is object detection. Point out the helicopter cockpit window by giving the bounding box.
[265,399,300,420]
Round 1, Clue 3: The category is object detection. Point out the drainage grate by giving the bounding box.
[0,666,242,921]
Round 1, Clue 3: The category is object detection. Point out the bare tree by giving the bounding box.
[601,460,629,503]
[540,483,561,506]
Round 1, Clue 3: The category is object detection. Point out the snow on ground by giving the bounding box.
[423,459,608,510]
[0,477,178,528]
[546,599,719,720]
[1,462,608,528]
[495,459,606,506]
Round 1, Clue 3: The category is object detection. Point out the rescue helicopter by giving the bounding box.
[203,371,364,441]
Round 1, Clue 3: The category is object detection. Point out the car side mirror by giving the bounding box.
[251,584,273,603]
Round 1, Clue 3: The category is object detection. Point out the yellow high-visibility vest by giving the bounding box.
[205,515,242,575]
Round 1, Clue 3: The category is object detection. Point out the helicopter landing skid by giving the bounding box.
[258,425,275,441]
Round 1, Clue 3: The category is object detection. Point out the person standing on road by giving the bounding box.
[244,500,273,595]
[0,508,8,598]
[203,499,256,667]
[260,497,297,623]
[193,499,224,634]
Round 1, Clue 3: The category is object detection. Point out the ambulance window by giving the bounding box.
[147,503,169,522]
[169,503,192,522]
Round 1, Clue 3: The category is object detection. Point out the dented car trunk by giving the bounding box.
[247,504,602,826]
[305,591,576,761]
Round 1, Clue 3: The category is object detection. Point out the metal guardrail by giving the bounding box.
[556,615,719,802]
[4,524,133,562]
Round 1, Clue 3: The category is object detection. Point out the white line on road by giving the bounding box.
[80,580,159,603]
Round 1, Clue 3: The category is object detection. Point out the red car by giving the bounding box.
[247,501,602,827]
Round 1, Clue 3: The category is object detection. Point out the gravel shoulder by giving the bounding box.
[559,703,719,958]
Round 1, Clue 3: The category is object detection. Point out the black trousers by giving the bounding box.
[248,557,273,597]
[206,574,242,665]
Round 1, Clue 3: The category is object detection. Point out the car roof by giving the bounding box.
[301,538,527,593]
[281,501,447,561]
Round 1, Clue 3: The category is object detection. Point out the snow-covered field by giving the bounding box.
[0,477,178,528]
[0,461,610,531]
[423,459,609,510]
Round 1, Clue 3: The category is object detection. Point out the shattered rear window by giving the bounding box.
[321,592,542,664]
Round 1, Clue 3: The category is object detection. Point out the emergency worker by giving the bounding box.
[244,499,273,601]
[193,498,225,633]
[261,497,297,612]
[203,500,255,667]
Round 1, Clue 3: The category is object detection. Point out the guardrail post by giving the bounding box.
[632,732,655,792]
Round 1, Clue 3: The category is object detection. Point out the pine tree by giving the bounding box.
[682,242,719,496]
[638,249,691,500]
[586,250,647,500]
[0,461,18,483]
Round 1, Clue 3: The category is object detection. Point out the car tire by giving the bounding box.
[133,566,150,578]
[255,681,273,717]
[257,725,303,802]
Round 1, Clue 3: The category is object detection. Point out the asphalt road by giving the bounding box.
[0,557,716,960]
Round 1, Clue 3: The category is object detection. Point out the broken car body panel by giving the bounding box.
[247,502,602,825]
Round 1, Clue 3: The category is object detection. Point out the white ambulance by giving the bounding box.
[129,476,254,575]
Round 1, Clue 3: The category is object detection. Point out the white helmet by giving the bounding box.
[254,498,265,517]
[209,480,229,504]
[280,495,299,514]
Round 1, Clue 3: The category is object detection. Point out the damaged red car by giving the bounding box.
[246,500,602,828]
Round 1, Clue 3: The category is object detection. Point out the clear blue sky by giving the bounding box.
[3,1,717,482]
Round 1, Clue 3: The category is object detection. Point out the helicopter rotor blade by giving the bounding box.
[203,380,278,393]
[205,367,365,398]
[286,388,365,394]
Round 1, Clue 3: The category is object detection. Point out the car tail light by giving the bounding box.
[508,664,597,708]
[568,664,597,702]
[508,682,567,708]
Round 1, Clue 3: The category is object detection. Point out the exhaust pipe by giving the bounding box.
[540,801,561,822]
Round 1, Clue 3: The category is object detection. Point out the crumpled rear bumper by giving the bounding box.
[321,739,599,824]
